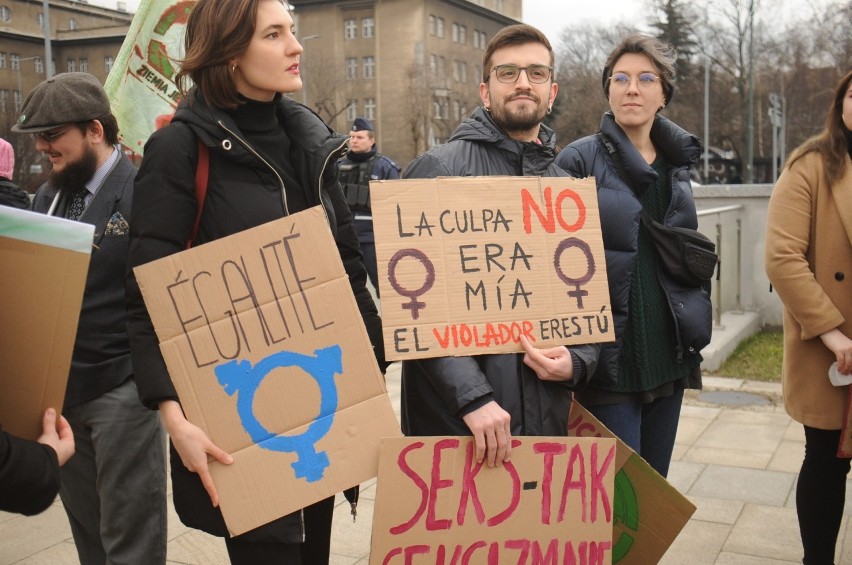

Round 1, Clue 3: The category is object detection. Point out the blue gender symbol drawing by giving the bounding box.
[214,345,343,483]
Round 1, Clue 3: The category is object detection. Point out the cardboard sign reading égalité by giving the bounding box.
[371,177,613,361]
[370,436,617,565]
[133,206,400,536]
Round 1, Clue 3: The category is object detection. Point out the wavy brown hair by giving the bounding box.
[601,34,676,107]
[175,0,288,109]
[785,70,852,188]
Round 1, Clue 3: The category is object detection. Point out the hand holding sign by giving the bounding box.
[461,401,512,467]
[520,335,574,382]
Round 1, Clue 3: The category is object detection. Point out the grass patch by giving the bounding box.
[715,330,783,382]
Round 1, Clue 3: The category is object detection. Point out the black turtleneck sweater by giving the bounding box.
[225,95,309,215]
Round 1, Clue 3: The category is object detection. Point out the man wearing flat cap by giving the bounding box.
[13,72,166,565]
[338,117,400,295]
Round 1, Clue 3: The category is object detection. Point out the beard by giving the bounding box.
[489,92,549,136]
[50,145,99,197]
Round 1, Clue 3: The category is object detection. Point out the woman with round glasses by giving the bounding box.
[555,34,709,478]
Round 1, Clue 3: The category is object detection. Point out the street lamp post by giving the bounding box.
[300,34,320,108]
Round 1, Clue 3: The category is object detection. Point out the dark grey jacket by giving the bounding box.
[555,112,710,389]
[31,152,135,408]
[401,107,600,437]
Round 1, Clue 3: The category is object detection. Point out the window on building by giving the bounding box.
[344,18,357,39]
[13,90,21,113]
[50,59,55,75]
[459,25,466,44]
[452,60,459,82]
[436,17,444,38]
[460,62,467,83]
[345,57,357,80]
[0,90,7,113]
[437,56,445,78]
[479,32,487,49]
[69,18,77,30]
[0,53,6,69]
[105,55,113,73]
[362,17,374,38]
[473,29,479,49]
[364,97,376,120]
[452,23,459,42]
[37,12,43,28]
[434,100,442,120]
[363,56,375,79]
[475,65,482,83]
[67,59,75,72]
[0,6,10,22]
[34,57,43,74]
[453,99,461,121]
[495,0,504,11]
[429,54,436,76]
[79,58,87,72]
[10,54,19,70]
[346,100,358,122]
[429,15,436,36]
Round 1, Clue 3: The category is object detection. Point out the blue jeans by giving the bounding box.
[584,388,684,478]
[59,378,167,565]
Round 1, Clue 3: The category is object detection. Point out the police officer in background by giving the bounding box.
[338,117,400,295]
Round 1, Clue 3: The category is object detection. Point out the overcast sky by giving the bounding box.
[94,0,838,48]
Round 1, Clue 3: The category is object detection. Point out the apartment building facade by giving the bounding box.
[293,0,520,167]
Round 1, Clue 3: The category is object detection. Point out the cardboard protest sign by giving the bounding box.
[133,206,400,535]
[371,436,617,564]
[371,176,612,361]
[105,0,194,155]
[0,207,93,440]
[568,402,696,564]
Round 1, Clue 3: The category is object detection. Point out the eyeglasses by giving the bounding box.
[490,64,553,84]
[609,72,660,89]
[29,126,74,143]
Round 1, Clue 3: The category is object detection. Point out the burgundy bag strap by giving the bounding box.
[187,139,209,249]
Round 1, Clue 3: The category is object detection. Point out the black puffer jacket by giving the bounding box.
[126,90,384,542]
[401,107,600,437]
[555,112,710,389]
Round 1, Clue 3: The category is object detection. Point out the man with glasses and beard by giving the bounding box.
[400,25,600,468]
[13,72,166,565]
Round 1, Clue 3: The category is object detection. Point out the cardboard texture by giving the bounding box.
[371,436,617,564]
[133,206,401,536]
[568,402,696,564]
[0,206,94,440]
[371,176,613,361]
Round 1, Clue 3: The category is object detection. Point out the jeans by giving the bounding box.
[584,388,684,477]
[59,378,167,565]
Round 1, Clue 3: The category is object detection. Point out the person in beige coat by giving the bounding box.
[765,69,852,565]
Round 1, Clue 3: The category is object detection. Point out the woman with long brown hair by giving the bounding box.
[125,0,385,562]
[765,69,852,564]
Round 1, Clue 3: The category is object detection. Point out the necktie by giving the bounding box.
[67,191,86,221]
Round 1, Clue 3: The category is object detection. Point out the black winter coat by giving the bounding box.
[555,112,710,390]
[126,90,384,543]
[400,107,600,437]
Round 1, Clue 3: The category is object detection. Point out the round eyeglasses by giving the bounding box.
[608,72,661,89]
[490,64,553,84]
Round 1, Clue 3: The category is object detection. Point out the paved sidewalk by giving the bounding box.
[1,367,850,564]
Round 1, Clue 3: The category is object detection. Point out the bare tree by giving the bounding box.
[301,52,361,126]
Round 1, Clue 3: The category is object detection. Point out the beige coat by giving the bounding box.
[766,151,852,429]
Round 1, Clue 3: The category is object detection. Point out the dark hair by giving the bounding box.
[176,0,287,109]
[785,70,852,188]
[601,34,676,106]
[482,24,554,83]
[72,114,119,145]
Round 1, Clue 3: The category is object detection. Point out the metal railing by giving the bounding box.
[697,204,744,328]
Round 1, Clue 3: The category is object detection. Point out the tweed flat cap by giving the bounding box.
[12,72,111,133]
